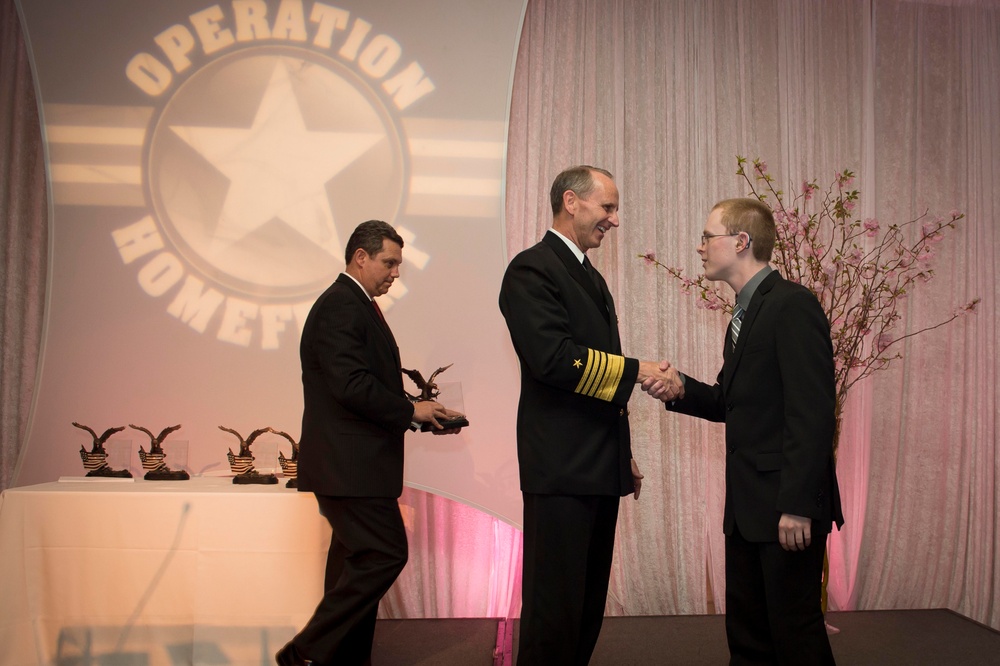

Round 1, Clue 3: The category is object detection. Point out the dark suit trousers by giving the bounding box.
[725,526,835,666]
[518,493,620,666]
[292,495,408,666]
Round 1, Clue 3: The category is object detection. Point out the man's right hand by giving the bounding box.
[412,401,461,432]
[638,360,684,401]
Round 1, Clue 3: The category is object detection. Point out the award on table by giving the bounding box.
[73,422,133,478]
[272,429,300,488]
[402,364,470,432]
[130,424,190,480]
[219,426,279,484]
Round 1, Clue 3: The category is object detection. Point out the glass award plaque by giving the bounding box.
[420,381,469,432]
[220,426,279,485]
[130,424,190,480]
[73,422,132,478]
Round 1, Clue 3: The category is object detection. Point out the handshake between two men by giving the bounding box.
[637,361,684,403]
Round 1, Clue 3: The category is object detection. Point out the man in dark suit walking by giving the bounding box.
[278,220,461,666]
[646,198,843,665]
[499,166,682,665]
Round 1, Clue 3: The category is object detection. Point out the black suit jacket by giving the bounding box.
[499,232,638,496]
[667,271,844,541]
[297,274,414,498]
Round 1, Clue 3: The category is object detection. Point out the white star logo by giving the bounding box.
[169,59,383,260]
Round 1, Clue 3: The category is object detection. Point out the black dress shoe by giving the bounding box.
[275,641,315,666]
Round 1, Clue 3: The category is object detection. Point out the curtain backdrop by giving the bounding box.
[0,0,47,493]
[3,0,998,632]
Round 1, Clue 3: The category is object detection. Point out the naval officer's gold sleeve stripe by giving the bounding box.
[574,348,625,401]
[574,349,598,395]
[578,348,606,396]
[595,353,625,401]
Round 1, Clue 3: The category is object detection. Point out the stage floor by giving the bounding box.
[370,610,1000,666]
[45,609,1000,664]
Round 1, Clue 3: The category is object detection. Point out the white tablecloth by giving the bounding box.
[0,477,331,665]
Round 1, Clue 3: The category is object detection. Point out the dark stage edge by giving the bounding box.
[371,610,1000,665]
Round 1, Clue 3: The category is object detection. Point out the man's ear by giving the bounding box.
[736,232,750,252]
[351,247,369,268]
[563,189,578,215]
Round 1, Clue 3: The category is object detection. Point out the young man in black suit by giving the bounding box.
[499,166,682,665]
[278,220,461,666]
[645,198,843,664]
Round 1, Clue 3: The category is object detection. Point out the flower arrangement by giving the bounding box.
[641,156,979,445]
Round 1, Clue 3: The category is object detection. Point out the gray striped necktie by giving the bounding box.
[730,304,745,348]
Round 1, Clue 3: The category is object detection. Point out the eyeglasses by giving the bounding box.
[700,232,752,245]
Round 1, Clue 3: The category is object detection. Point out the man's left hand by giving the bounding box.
[630,458,644,500]
[433,407,466,435]
[778,513,812,551]
[413,401,465,434]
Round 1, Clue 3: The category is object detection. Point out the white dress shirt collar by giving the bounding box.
[547,229,586,264]
[341,272,374,301]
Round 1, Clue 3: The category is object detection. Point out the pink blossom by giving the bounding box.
[642,251,657,266]
[696,296,726,311]
[844,200,856,212]
[864,218,879,237]
[956,298,981,315]
[846,248,864,265]
[836,172,855,187]
[805,243,824,258]
[921,222,946,244]
[916,248,935,264]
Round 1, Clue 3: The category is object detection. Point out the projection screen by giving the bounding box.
[15,0,528,526]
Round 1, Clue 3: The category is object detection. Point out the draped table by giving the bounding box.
[0,477,331,665]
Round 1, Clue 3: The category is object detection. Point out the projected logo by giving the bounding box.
[98,6,438,349]
[150,51,405,301]
[43,3,505,349]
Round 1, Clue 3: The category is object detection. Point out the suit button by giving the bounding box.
[726,404,734,412]
[727,447,735,454]
[619,408,625,416]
